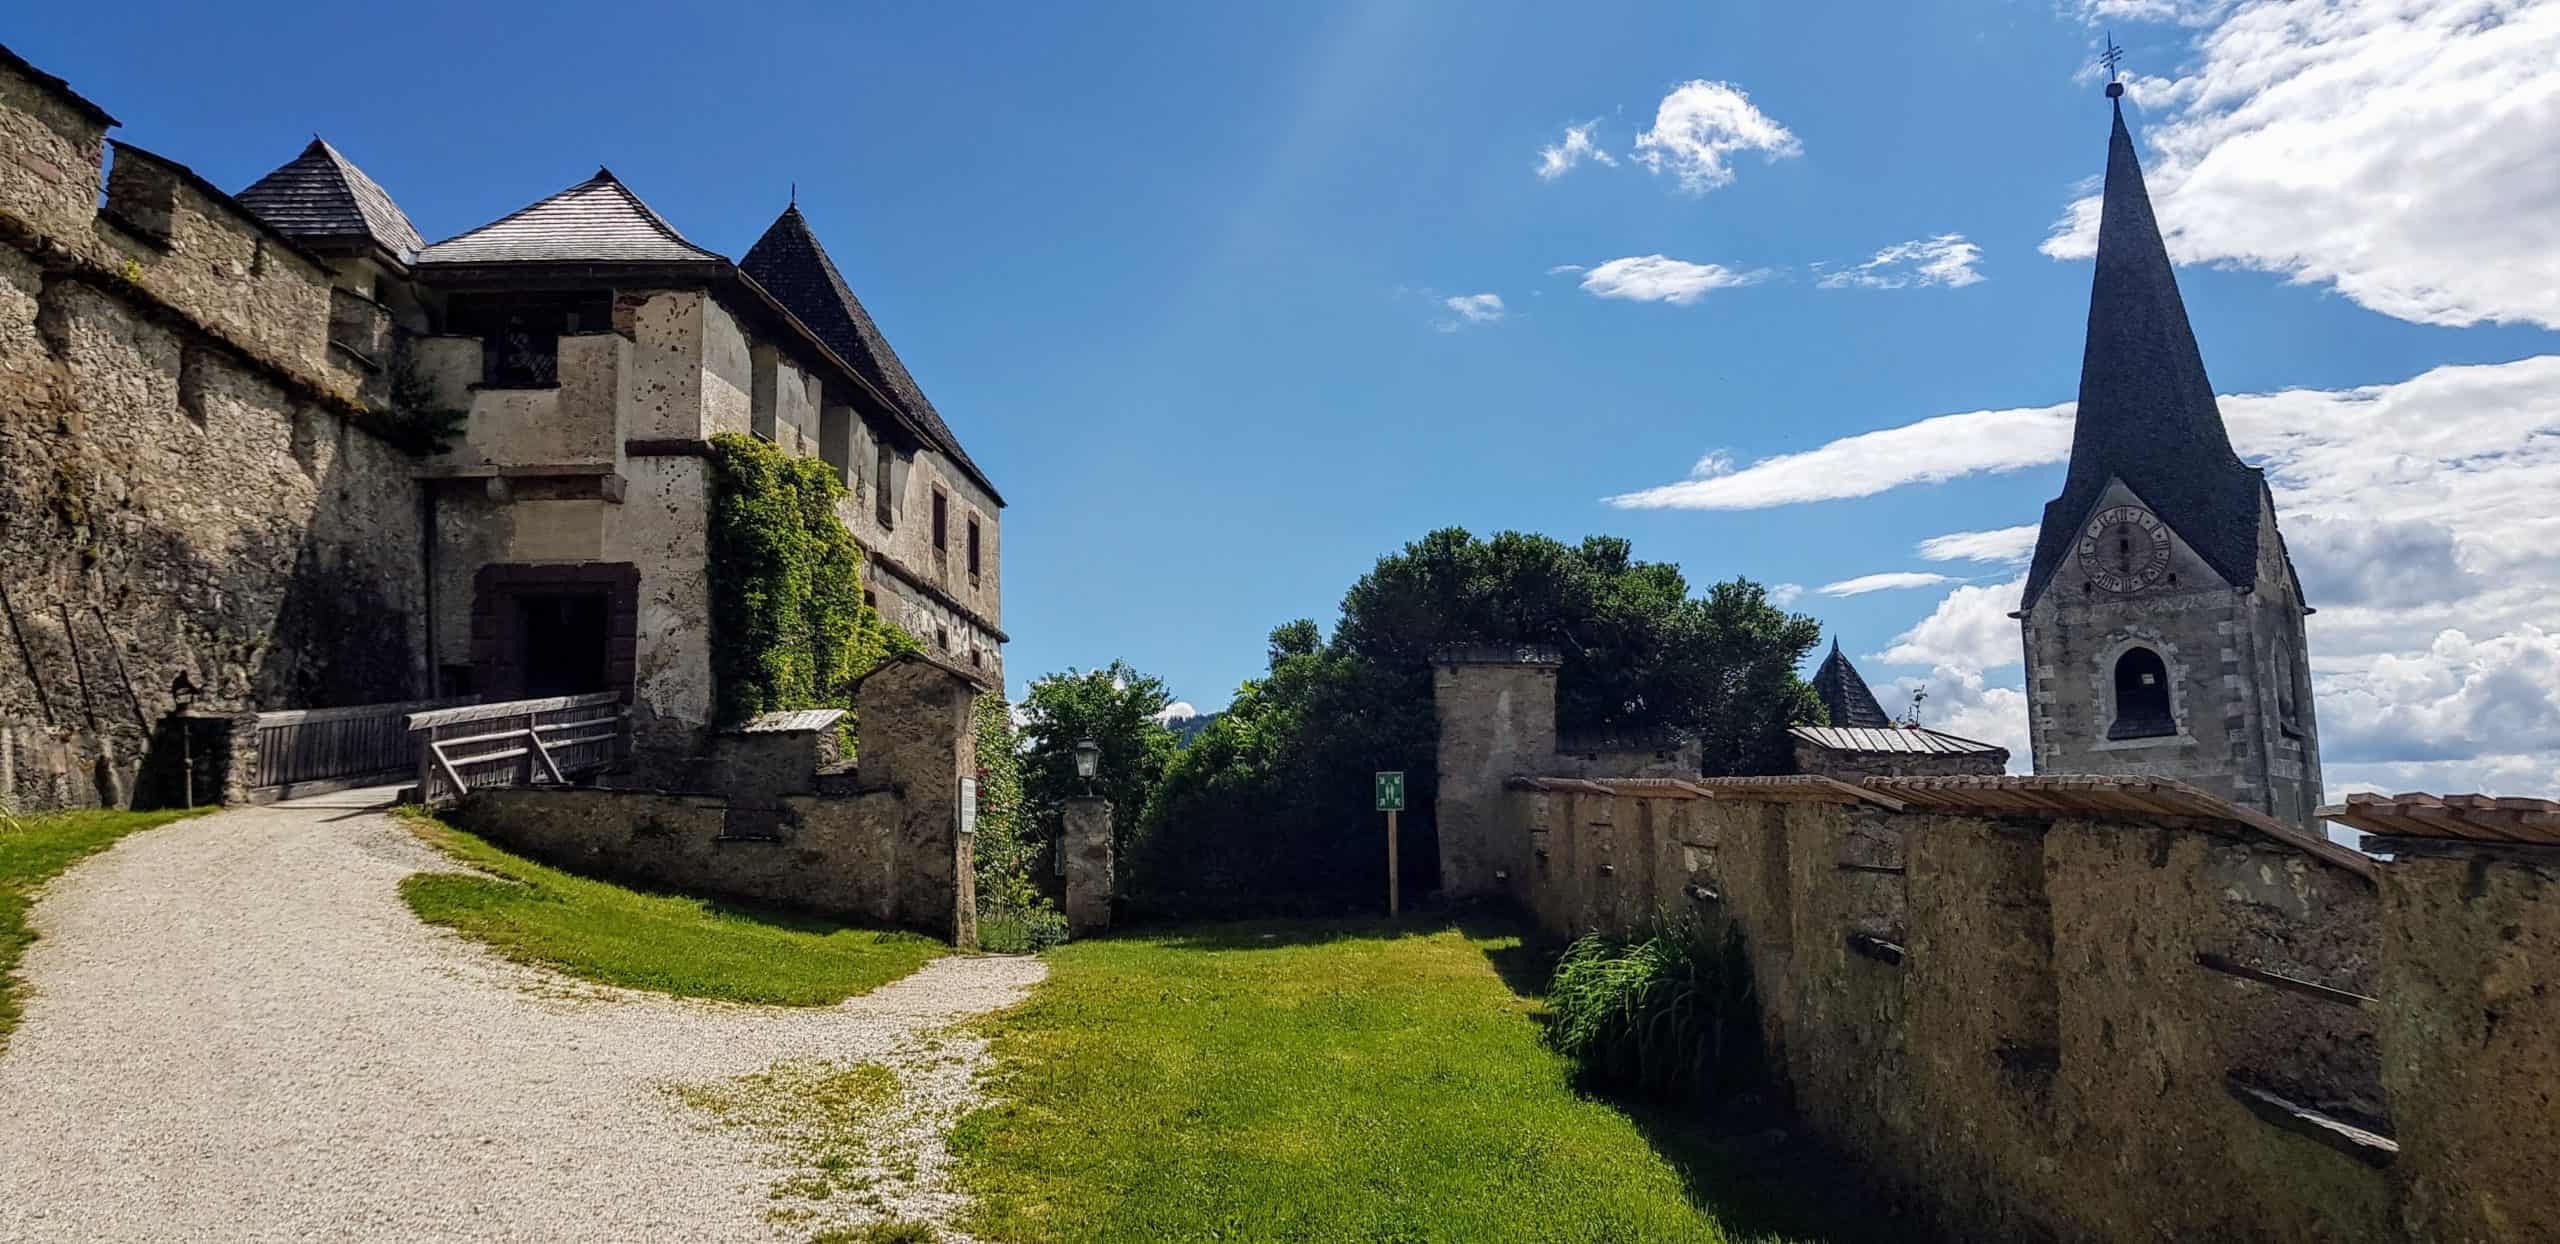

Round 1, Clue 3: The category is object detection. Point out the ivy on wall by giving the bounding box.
[706,433,917,731]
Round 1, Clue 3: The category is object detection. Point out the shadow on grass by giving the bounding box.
[1609,1101,1931,1244]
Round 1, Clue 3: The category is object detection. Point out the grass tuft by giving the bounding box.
[1,806,208,1050]
[395,810,945,1006]
[1545,916,1766,1107]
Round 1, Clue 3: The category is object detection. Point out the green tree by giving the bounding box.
[1133,529,1822,909]
[1019,662,1181,860]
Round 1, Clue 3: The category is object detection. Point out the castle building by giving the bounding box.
[2019,87,2322,825]
[236,147,1007,755]
[0,43,1002,806]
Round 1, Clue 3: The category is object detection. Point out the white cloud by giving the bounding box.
[1570,255,1771,306]
[1917,525,2040,564]
[1878,666,2034,773]
[1631,80,1803,195]
[1816,233,1986,290]
[1768,582,1805,606]
[2043,0,2560,330]
[1879,575,2026,673]
[1154,701,1200,726]
[2075,0,2229,26]
[1816,572,1957,597]
[1434,292,1505,332]
[1536,121,1617,181]
[1606,402,2071,509]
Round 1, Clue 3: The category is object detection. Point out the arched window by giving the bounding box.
[2109,647,2176,739]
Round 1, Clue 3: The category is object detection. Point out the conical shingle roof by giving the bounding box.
[236,138,424,261]
[416,169,723,267]
[1811,639,1892,729]
[741,204,996,500]
[2023,96,2268,610]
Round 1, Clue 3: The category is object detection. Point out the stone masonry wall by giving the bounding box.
[0,57,425,810]
[452,652,983,944]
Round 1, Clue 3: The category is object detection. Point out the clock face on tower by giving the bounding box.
[2078,505,2173,593]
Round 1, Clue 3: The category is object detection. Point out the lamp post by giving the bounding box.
[1073,736,1101,797]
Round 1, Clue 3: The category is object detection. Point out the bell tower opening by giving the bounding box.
[2108,648,2175,740]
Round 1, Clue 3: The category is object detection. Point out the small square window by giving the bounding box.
[932,489,949,554]
[935,626,950,651]
[967,517,981,580]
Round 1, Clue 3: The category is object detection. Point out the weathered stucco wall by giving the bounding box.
[454,653,983,943]
[1432,648,1563,898]
[1483,771,2551,1242]
[0,59,425,809]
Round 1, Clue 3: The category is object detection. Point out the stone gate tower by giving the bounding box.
[2019,86,2323,826]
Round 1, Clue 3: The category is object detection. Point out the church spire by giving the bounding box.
[2021,91,2267,609]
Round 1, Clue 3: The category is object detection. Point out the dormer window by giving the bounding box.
[2109,647,2177,740]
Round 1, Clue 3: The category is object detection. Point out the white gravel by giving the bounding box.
[0,801,1045,1243]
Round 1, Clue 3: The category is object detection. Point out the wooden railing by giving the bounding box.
[248,696,475,798]
[406,693,628,806]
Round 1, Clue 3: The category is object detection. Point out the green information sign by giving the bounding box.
[1375,771,1406,812]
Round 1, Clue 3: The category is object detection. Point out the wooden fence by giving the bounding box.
[406,693,628,806]
[246,696,475,799]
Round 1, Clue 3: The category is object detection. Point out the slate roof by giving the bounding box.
[1811,639,1892,729]
[236,138,425,262]
[416,168,724,267]
[741,205,996,500]
[1790,725,2005,757]
[2023,97,2270,610]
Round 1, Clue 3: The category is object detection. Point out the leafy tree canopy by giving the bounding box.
[1133,528,1822,909]
[1018,662,1181,859]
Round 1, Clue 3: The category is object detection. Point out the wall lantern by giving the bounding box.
[1073,737,1102,794]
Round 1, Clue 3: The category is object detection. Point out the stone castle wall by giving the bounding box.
[0,54,425,810]
[1435,652,2551,1241]
[452,654,983,944]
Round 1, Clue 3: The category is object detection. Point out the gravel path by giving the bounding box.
[0,801,1045,1243]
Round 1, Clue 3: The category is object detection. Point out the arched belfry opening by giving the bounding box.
[2109,648,2176,740]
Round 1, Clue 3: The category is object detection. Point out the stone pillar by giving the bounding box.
[854,653,982,949]
[1063,797,1115,937]
[1430,643,1562,899]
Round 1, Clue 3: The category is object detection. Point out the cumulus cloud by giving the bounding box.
[1606,403,2071,509]
[1917,524,2039,564]
[1877,666,2034,773]
[1816,572,1957,597]
[1536,121,1616,181]
[2043,0,2560,330]
[1568,255,1771,306]
[1768,582,1805,606]
[1153,701,1200,726]
[1816,233,1987,290]
[1434,293,1505,332]
[1878,575,2025,673]
[1632,80,1803,194]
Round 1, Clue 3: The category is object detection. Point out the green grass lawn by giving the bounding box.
[397,811,947,1005]
[2,806,208,1048]
[949,918,1888,1244]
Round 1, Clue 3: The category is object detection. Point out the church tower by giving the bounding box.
[2019,84,2323,825]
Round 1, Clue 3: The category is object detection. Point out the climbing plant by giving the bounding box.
[705,433,916,732]
[973,693,1065,952]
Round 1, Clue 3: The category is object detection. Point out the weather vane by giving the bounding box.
[2100,32,2126,97]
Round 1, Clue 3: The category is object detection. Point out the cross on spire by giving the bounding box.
[2100,33,2126,97]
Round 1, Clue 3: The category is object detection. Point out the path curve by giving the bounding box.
[0,802,1043,1242]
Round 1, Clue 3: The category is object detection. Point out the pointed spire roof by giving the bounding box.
[415,168,724,267]
[1811,639,1892,729]
[741,203,997,500]
[236,138,425,262]
[2022,96,2268,610]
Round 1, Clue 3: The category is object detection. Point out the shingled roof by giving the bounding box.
[236,138,425,262]
[2022,96,2270,610]
[1811,639,1892,728]
[416,168,724,267]
[741,205,996,501]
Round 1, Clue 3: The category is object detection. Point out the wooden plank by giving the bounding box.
[2224,1076,2397,1169]
[407,692,620,731]
[526,731,565,784]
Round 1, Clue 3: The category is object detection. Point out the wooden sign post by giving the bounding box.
[1375,771,1406,917]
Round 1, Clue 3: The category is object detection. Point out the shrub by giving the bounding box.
[971,693,1066,953]
[1544,916,1765,1106]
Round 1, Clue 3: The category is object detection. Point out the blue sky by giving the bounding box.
[17,0,2559,796]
